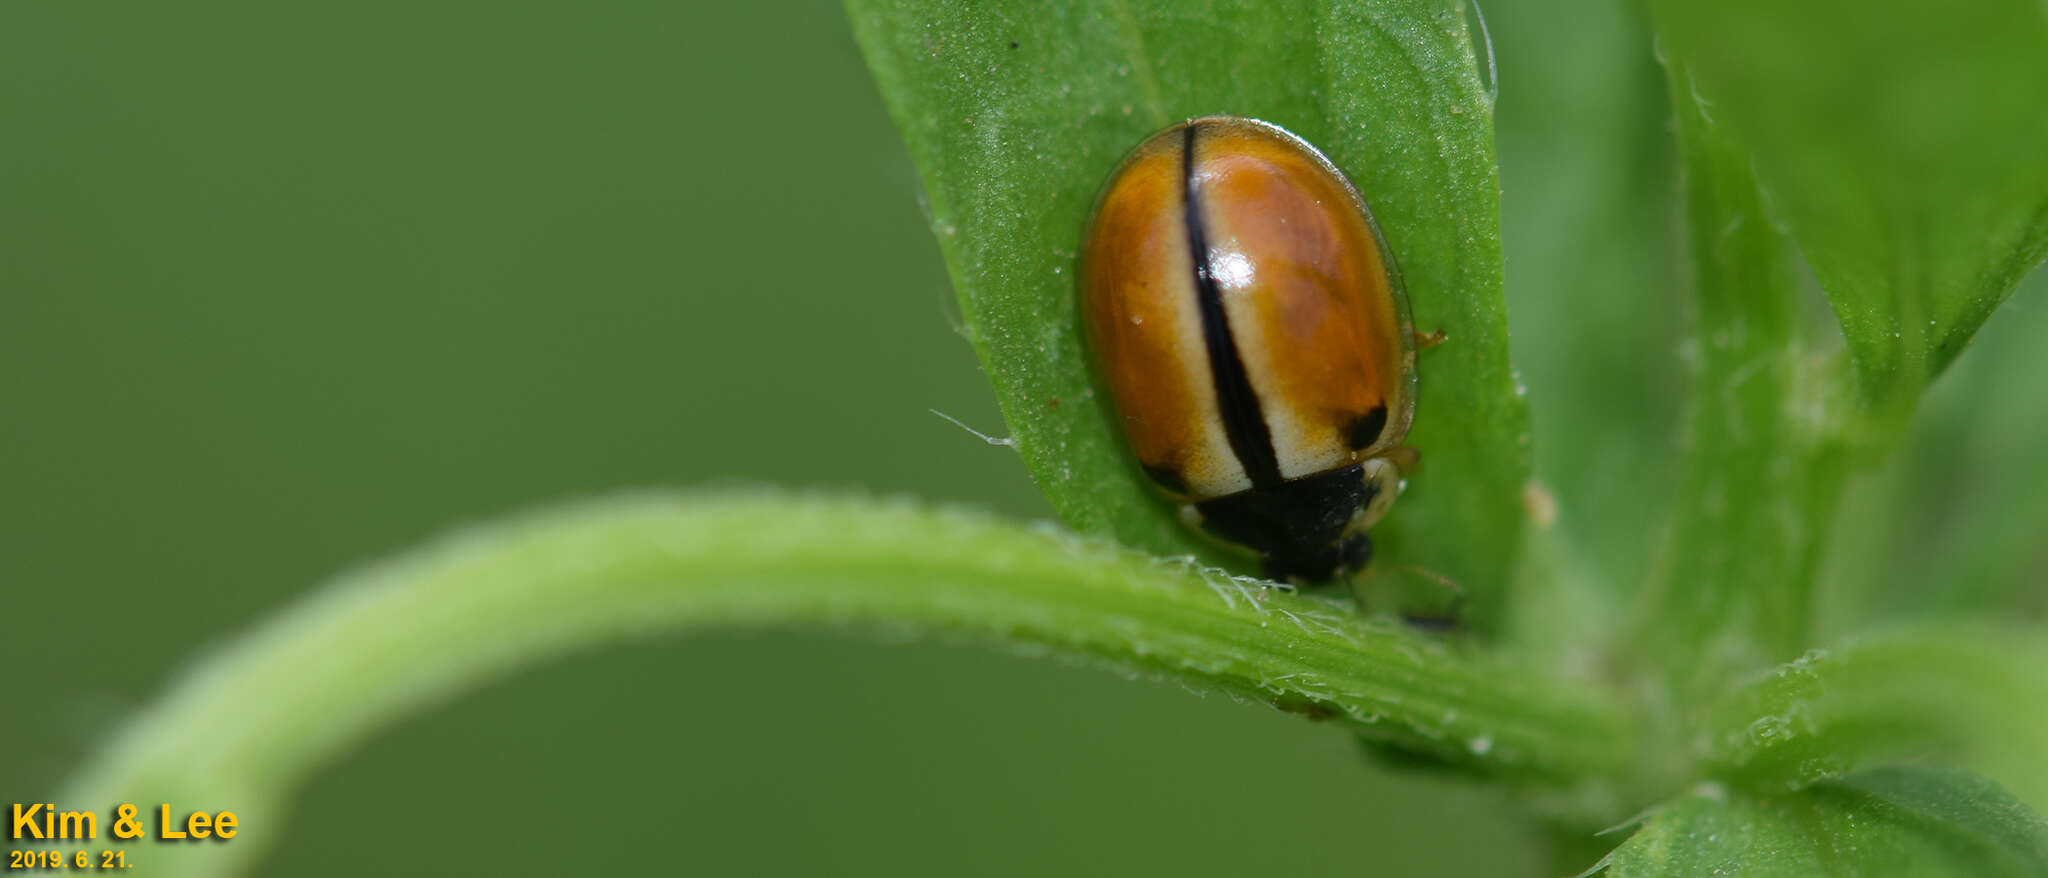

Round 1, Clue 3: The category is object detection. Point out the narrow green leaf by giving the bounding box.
[845,0,1530,623]
[1597,767,2048,877]
[47,491,1626,878]
[1649,0,2048,421]
[1698,626,2048,814]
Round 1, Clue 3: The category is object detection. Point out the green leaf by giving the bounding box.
[845,0,1530,625]
[1649,0,2048,422]
[1698,626,2048,814]
[1596,767,2048,877]
[47,491,1626,878]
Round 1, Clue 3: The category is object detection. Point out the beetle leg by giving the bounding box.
[1348,564,1466,631]
[1382,444,1421,475]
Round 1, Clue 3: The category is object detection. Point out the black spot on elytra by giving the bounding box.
[1346,405,1389,450]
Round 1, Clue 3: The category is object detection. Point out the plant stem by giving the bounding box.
[51,491,1628,878]
[1699,625,2048,813]
[1630,51,1853,701]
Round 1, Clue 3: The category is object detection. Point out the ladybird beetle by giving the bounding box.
[1080,116,1419,583]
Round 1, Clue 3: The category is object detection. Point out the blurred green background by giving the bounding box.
[3,1,2040,875]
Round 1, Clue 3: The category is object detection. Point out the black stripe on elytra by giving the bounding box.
[1181,123,1282,489]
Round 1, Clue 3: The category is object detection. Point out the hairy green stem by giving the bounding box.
[1698,625,2048,813]
[50,491,1627,878]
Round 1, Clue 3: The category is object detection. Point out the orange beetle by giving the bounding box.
[1081,116,1419,583]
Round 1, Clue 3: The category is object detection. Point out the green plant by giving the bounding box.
[44,0,2048,875]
